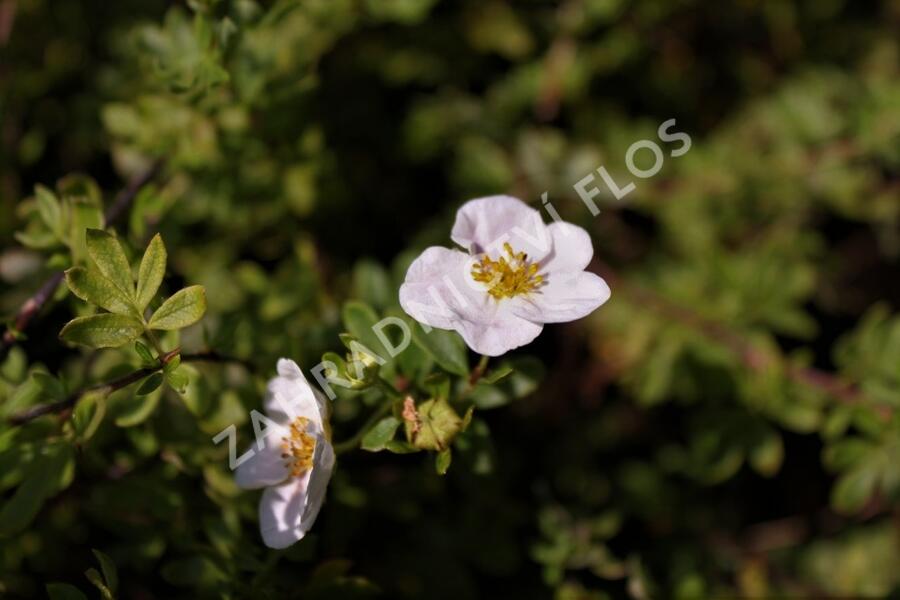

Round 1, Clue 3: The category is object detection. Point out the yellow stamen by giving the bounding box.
[471,242,545,299]
[281,417,316,478]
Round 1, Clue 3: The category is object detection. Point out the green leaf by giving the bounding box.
[85,229,134,296]
[84,567,113,600]
[32,371,66,401]
[136,233,167,312]
[824,439,874,471]
[749,430,784,477]
[165,367,189,394]
[163,354,181,375]
[148,286,207,330]
[384,440,418,454]
[0,443,75,536]
[114,386,162,427]
[68,200,103,264]
[423,373,450,401]
[65,267,137,316]
[136,372,164,396]
[46,583,88,600]
[161,555,227,588]
[36,185,64,239]
[832,463,879,514]
[469,383,509,409]
[404,397,463,451]
[411,327,469,377]
[0,376,43,419]
[72,391,107,443]
[503,356,544,398]
[92,549,119,595]
[352,260,393,310]
[342,301,392,362]
[436,448,452,475]
[361,416,401,451]
[134,340,155,365]
[60,314,144,348]
[481,365,513,384]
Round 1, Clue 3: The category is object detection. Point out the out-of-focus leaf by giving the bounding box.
[411,327,469,376]
[161,555,227,588]
[92,549,119,595]
[435,447,452,474]
[72,390,107,443]
[135,372,164,396]
[46,584,88,600]
[352,260,393,311]
[84,568,112,600]
[361,416,401,452]
[35,185,64,239]
[113,386,162,427]
[342,301,392,362]
[832,463,879,514]
[164,367,189,394]
[0,443,75,536]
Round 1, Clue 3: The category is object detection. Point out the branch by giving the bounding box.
[7,350,249,426]
[0,160,164,360]
[0,0,15,46]
[102,160,164,226]
[594,260,883,416]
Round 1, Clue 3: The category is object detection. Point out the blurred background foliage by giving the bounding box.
[1,0,899,597]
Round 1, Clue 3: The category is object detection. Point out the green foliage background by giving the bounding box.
[1,0,899,597]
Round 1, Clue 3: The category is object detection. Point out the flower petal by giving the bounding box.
[453,306,543,356]
[265,358,325,428]
[399,246,494,330]
[450,195,552,262]
[511,271,611,324]
[234,434,289,490]
[259,475,311,549]
[540,222,594,273]
[302,441,335,526]
[257,438,335,549]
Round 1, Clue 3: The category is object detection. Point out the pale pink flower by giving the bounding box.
[400,195,610,356]
[235,359,334,548]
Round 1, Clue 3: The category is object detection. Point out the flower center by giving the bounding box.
[280,417,317,478]
[471,242,544,300]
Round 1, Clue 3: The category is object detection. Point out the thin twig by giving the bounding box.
[0,0,16,46]
[102,160,163,226]
[594,260,881,415]
[0,161,164,360]
[7,351,248,426]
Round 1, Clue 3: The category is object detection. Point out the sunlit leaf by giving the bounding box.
[60,314,144,348]
[148,286,206,330]
[136,233,167,312]
[65,267,137,316]
[85,229,134,296]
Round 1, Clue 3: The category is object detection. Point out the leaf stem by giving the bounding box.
[7,351,250,426]
[468,354,490,387]
[144,329,166,359]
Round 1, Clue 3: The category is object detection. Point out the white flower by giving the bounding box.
[235,359,335,549]
[399,195,610,356]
